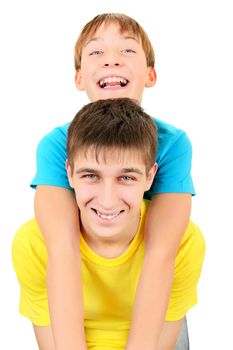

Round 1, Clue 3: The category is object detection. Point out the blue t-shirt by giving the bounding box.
[31,118,195,199]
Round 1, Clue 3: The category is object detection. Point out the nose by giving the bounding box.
[104,62,120,67]
[102,51,122,67]
[98,181,117,210]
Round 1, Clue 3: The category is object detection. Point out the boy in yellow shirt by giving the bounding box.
[13,98,205,350]
[14,13,203,349]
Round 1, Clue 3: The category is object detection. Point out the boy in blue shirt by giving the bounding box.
[15,13,201,350]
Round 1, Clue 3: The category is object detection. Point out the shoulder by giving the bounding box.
[151,117,192,161]
[38,122,70,147]
[36,122,70,156]
[153,117,190,144]
[32,123,71,189]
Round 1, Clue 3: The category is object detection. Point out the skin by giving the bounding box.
[34,22,191,350]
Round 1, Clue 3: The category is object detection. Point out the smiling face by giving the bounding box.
[67,148,157,256]
[75,23,156,103]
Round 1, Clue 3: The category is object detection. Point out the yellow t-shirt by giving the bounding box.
[12,200,205,349]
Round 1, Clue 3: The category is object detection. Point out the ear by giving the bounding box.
[75,70,85,91]
[66,159,74,188]
[145,67,157,88]
[145,163,158,191]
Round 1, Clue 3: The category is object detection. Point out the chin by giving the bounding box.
[94,227,123,241]
[94,89,132,100]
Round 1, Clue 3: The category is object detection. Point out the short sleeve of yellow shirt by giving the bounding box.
[12,200,205,349]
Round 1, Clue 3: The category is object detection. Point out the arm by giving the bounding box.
[35,185,87,350]
[126,193,191,350]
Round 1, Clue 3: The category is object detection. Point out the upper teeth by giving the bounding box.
[99,77,127,87]
[96,210,121,220]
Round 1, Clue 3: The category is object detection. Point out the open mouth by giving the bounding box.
[92,208,124,220]
[98,76,129,89]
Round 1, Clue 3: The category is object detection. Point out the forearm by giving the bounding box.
[35,186,86,350]
[47,251,87,350]
[126,255,174,350]
[126,194,191,350]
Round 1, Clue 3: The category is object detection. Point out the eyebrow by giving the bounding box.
[123,36,139,43]
[85,35,139,47]
[75,167,144,175]
[75,168,98,174]
[121,167,143,175]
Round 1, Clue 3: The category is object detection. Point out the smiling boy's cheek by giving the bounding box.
[74,186,94,207]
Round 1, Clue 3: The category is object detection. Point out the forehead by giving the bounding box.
[74,146,146,170]
[83,21,140,46]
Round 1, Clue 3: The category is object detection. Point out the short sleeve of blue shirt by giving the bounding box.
[31,123,72,190]
[31,118,195,198]
[144,118,195,200]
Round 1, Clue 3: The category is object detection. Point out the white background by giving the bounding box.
[0,0,232,349]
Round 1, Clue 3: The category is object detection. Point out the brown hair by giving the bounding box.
[74,13,155,70]
[67,98,157,173]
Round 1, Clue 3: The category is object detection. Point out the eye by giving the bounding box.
[89,50,103,56]
[121,48,136,54]
[120,175,135,182]
[82,174,97,180]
